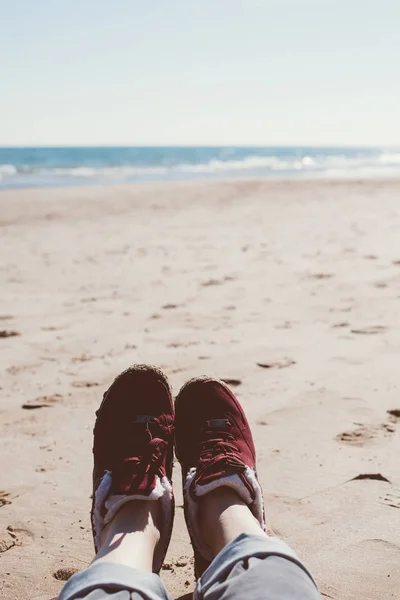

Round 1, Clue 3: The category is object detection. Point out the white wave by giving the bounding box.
[0,164,18,178]
[44,165,169,177]
[2,155,321,179]
[2,151,400,185]
[175,156,291,173]
[378,153,400,165]
[174,153,400,175]
[35,158,289,177]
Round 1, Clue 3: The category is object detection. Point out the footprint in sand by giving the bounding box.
[307,273,334,280]
[0,491,12,507]
[256,358,296,370]
[71,354,97,363]
[22,394,63,410]
[13,526,35,542]
[0,524,34,550]
[35,465,55,473]
[387,409,400,422]
[0,330,20,338]
[167,341,199,348]
[7,362,43,375]
[71,381,100,388]
[332,321,350,329]
[201,276,236,287]
[336,425,377,446]
[336,419,397,446]
[9,414,47,437]
[351,325,387,335]
[381,489,400,509]
[201,278,223,287]
[0,529,16,553]
[53,567,79,581]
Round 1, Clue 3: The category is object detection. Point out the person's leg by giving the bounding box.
[58,366,175,600]
[199,486,266,555]
[196,487,321,600]
[175,377,322,599]
[93,499,161,571]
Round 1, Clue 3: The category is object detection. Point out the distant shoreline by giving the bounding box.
[2,171,400,192]
[1,145,400,190]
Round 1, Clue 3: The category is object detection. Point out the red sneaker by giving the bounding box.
[175,377,266,577]
[91,365,174,573]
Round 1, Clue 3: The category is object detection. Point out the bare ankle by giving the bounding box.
[100,499,161,546]
[95,500,161,572]
[199,486,266,557]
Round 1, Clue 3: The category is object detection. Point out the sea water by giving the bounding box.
[1,146,399,189]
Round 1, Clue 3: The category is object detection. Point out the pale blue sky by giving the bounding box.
[0,0,399,146]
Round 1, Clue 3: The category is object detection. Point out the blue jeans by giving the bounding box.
[58,534,322,600]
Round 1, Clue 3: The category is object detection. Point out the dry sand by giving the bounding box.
[1,178,400,600]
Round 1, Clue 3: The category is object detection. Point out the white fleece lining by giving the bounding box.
[185,466,266,561]
[93,471,173,561]
[104,476,167,526]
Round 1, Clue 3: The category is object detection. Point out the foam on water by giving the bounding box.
[0,164,18,177]
[0,147,399,189]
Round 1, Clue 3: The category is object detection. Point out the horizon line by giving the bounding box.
[0,143,396,149]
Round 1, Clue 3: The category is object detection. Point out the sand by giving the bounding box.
[1,178,400,600]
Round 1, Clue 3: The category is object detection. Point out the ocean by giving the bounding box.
[1,146,400,190]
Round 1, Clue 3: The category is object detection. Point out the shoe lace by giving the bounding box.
[116,414,174,493]
[198,420,245,470]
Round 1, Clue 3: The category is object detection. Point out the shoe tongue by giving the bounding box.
[207,418,230,428]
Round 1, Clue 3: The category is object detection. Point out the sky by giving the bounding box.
[0,0,399,146]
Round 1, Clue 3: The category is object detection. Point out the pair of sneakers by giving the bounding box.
[91,365,266,577]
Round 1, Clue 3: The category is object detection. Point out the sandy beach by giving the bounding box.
[1,178,400,600]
